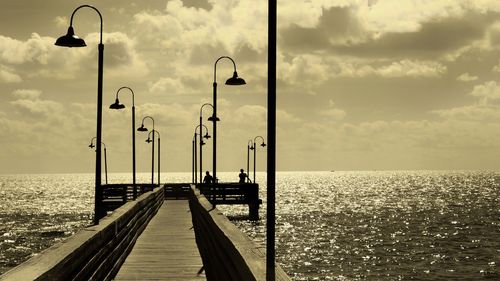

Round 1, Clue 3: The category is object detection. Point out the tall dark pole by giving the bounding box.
[247,140,253,183]
[110,87,136,199]
[151,132,155,186]
[253,144,257,183]
[199,116,203,183]
[104,145,108,185]
[212,57,245,187]
[253,136,266,183]
[55,5,104,224]
[200,103,214,185]
[95,42,104,224]
[267,0,277,279]
[212,82,217,184]
[158,136,161,187]
[194,133,198,184]
[192,138,195,184]
[132,105,136,198]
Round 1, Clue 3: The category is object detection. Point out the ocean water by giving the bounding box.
[1,171,499,280]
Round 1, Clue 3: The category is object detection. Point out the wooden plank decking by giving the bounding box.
[114,200,206,280]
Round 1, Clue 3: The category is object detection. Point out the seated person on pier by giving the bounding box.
[239,169,251,183]
[203,171,213,184]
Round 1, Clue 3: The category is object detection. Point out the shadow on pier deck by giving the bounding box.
[0,184,290,281]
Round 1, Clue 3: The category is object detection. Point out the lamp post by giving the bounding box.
[200,103,215,183]
[138,116,155,186]
[109,86,137,199]
[247,140,254,183]
[193,132,197,184]
[55,4,104,225]
[211,56,246,185]
[89,138,108,185]
[146,130,161,187]
[194,124,211,184]
[253,136,267,183]
[192,137,195,184]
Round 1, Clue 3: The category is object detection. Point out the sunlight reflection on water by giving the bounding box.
[1,171,499,280]
[219,171,500,280]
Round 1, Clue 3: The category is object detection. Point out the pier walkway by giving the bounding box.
[114,200,205,280]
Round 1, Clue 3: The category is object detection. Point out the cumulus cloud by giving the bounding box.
[12,89,41,99]
[319,100,346,121]
[281,55,447,83]
[457,72,478,82]
[0,66,21,82]
[433,81,500,120]
[9,89,62,118]
[0,32,148,80]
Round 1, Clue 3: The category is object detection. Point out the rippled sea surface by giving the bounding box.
[1,171,499,280]
[220,171,500,280]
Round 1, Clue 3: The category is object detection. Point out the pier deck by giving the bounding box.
[114,200,205,280]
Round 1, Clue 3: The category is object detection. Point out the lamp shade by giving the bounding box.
[207,115,220,122]
[109,98,125,109]
[261,143,267,147]
[204,133,211,139]
[146,138,152,143]
[55,26,87,47]
[225,71,246,85]
[89,143,95,148]
[137,125,148,132]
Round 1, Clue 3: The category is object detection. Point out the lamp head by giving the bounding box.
[146,138,152,143]
[55,26,87,47]
[225,71,246,85]
[203,133,211,139]
[207,115,220,122]
[109,98,125,109]
[261,142,267,147]
[201,140,206,146]
[250,145,255,150]
[89,143,95,149]
[137,124,148,132]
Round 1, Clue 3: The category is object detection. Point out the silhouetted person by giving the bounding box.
[203,171,213,184]
[239,169,250,183]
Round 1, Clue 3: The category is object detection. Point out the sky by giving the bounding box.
[3,0,500,174]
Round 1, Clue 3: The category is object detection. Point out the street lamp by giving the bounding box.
[146,129,161,187]
[89,137,108,185]
[199,103,215,183]
[109,86,137,199]
[55,4,104,225]
[253,136,267,183]
[211,56,246,184]
[193,124,210,184]
[137,116,155,186]
[247,140,254,183]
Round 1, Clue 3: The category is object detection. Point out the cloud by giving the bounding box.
[0,33,53,65]
[433,81,500,120]
[0,32,148,80]
[457,72,478,82]
[0,66,21,82]
[9,89,63,118]
[12,89,41,99]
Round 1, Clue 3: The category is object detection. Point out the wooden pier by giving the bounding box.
[115,200,204,280]
[0,184,290,281]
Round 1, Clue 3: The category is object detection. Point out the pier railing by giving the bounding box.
[189,186,290,281]
[0,187,164,281]
[197,183,262,220]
